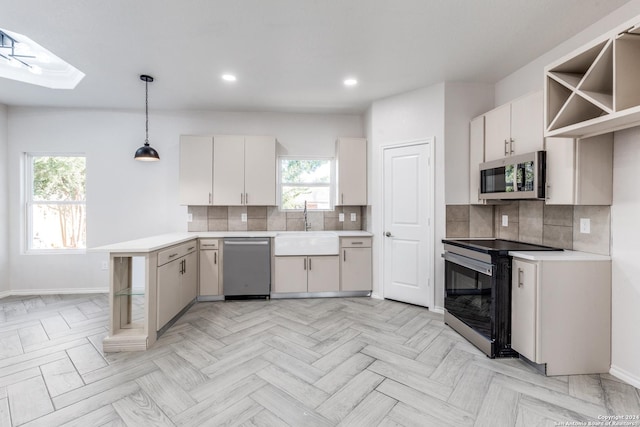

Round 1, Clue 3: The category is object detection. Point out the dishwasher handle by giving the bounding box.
[224,240,269,246]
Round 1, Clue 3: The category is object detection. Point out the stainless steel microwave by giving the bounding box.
[479,151,546,200]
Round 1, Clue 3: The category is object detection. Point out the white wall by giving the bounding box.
[611,128,640,389]
[7,107,362,293]
[444,83,494,204]
[367,83,446,309]
[0,105,8,295]
[494,0,640,388]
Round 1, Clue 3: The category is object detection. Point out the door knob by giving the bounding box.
[385,231,392,237]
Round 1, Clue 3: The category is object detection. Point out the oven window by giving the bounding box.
[444,261,492,339]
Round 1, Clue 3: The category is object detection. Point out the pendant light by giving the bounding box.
[134,74,160,161]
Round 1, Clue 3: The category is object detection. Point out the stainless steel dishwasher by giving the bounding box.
[222,238,271,298]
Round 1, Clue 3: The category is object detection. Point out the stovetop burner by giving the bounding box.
[442,239,562,254]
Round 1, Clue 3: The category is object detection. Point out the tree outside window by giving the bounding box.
[280,158,332,210]
[27,155,86,251]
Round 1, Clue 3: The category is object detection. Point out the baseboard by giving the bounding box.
[431,305,445,315]
[610,364,640,389]
[370,292,383,300]
[3,288,108,297]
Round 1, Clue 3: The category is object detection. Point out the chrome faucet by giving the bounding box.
[303,200,310,231]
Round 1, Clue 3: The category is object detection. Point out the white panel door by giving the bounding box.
[213,135,245,205]
[383,143,432,307]
[178,136,213,205]
[244,136,276,205]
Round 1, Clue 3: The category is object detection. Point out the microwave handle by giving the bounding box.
[443,252,493,276]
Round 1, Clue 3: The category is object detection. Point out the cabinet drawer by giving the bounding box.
[340,237,372,248]
[157,240,197,266]
[199,239,219,250]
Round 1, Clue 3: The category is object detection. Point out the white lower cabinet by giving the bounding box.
[340,237,372,291]
[511,257,611,375]
[274,256,339,293]
[199,239,220,296]
[156,241,198,331]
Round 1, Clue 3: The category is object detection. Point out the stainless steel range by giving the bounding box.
[442,239,560,358]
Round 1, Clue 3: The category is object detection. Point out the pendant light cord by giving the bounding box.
[144,79,149,145]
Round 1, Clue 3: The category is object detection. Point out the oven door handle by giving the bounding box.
[443,252,493,276]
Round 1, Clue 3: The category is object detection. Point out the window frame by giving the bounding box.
[25,152,87,254]
[277,156,335,211]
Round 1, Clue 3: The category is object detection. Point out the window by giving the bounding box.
[26,154,86,251]
[279,158,333,210]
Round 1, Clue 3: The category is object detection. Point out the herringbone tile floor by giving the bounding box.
[0,294,638,426]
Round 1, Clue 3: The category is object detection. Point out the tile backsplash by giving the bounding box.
[446,201,611,255]
[188,206,364,232]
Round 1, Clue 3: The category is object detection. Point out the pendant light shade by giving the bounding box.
[134,74,160,161]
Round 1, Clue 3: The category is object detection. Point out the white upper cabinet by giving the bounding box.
[469,115,485,205]
[213,135,276,206]
[545,133,613,205]
[179,136,213,205]
[336,137,367,206]
[244,136,276,206]
[213,135,245,205]
[484,91,544,162]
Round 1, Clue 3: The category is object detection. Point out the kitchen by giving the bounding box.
[1,1,640,426]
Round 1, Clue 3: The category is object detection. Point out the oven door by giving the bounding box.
[444,252,493,340]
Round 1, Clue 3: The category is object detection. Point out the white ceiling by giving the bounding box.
[0,0,632,113]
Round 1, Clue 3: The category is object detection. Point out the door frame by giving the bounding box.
[378,138,436,309]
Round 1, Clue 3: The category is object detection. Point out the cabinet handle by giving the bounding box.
[510,138,515,154]
[245,193,248,205]
[209,192,212,204]
[304,258,307,270]
[518,268,523,287]
[214,252,217,264]
[341,193,344,205]
[504,139,509,156]
[309,258,312,270]
[168,253,179,258]
[546,184,551,200]
[188,246,195,251]
[351,241,363,245]
[202,244,216,247]
[343,250,346,262]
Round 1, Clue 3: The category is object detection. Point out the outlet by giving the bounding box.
[350,212,357,222]
[580,218,591,234]
[101,261,108,271]
[187,213,193,223]
[502,215,508,227]
[339,213,345,222]
[241,213,247,223]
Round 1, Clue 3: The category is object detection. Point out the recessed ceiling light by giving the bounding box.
[222,74,237,82]
[343,78,358,87]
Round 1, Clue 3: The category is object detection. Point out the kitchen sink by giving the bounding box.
[274,232,339,256]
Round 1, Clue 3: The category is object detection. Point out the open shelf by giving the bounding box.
[545,24,640,137]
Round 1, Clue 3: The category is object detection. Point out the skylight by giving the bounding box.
[0,27,84,89]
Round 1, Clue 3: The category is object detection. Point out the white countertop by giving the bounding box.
[93,230,373,253]
[509,250,611,261]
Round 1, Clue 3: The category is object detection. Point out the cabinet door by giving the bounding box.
[545,137,576,205]
[213,135,245,205]
[274,257,308,293]
[511,91,544,155]
[244,136,276,205]
[469,116,485,205]
[199,249,219,296]
[511,259,538,361]
[157,260,180,330]
[179,136,213,205]
[307,256,340,292]
[484,104,511,162]
[341,248,372,291]
[336,138,367,205]
[181,251,198,307]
